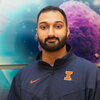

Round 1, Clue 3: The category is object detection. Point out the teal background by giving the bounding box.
[0,69,20,100]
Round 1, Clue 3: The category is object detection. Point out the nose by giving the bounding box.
[48,26,55,37]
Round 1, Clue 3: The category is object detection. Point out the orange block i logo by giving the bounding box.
[64,71,73,81]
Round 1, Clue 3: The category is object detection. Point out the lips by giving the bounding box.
[47,39,57,43]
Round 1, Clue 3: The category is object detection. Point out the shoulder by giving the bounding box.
[21,60,38,71]
[71,55,99,86]
[72,54,97,68]
[70,54,98,76]
[14,60,39,80]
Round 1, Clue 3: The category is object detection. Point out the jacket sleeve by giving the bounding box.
[85,66,100,100]
[93,68,100,100]
[7,72,21,100]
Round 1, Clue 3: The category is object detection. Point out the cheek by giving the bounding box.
[38,33,47,41]
[56,31,67,37]
[37,30,48,37]
[56,29,67,35]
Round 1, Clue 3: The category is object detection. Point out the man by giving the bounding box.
[7,6,100,100]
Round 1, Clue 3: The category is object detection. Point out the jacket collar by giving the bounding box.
[36,44,73,70]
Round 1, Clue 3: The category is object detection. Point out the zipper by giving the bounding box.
[48,66,55,100]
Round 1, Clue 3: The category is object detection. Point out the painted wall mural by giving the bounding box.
[60,1,100,65]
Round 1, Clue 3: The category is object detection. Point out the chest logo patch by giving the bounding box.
[29,78,40,84]
[64,71,73,81]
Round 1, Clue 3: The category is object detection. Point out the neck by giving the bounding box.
[42,45,67,65]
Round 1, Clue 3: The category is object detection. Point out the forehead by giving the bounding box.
[38,11,65,24]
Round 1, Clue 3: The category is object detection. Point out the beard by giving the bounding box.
[38,35,67,52]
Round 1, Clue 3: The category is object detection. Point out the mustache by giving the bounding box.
[45,37,59,42]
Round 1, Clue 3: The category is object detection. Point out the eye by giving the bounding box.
[39,25,48,30]
[55,24,63,29]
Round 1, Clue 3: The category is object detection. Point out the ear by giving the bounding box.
[67,26,70,37]
[35,28,38,37]
[35,28,38,40]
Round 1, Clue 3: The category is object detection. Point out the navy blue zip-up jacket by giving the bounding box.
[7,45,100,100]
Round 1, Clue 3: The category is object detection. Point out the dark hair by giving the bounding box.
[37,6,68,26]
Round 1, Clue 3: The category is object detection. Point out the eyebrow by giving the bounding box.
[39,21,64,25]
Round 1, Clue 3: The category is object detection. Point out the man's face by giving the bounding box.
[37,11,69,52]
